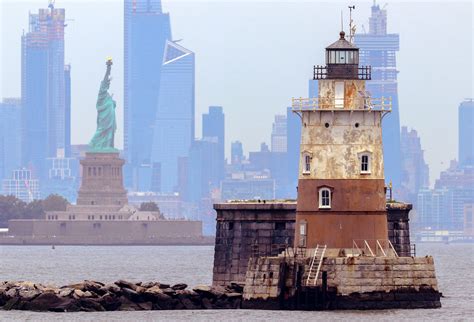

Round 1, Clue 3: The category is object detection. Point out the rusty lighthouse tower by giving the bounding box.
[292,30,391,250]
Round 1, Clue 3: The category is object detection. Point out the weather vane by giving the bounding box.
[348,5,356,43]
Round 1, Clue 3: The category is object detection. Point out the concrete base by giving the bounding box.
[242,253,442,310]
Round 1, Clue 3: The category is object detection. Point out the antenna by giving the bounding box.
[341,10,344,32]
[348,5,356,43]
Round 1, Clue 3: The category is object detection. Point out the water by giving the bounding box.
[0,243,473,321]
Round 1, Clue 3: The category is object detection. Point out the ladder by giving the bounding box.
[305,244,327,287]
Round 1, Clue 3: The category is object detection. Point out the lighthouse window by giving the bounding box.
[335,82,344,108]
[319,188,331,209]
[338,50,346,63]
[298,221,307,247]
[360,154,371,174]
[303,154,311,174]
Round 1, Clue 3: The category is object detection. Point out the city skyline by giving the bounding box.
[1,0,472,185]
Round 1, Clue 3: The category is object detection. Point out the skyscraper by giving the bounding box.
[286,106,301,197]
[271,115,287,153]
[0,99,22,182]
[151,41,195,193]
[355,3,402,189]
[124,0,171,188]
[400,126,430,204]
[202,106,225,182]
[2,168,40,202]
[459,99,474,167]
[187,138,220,202]
[21,4,68,179]
[231,141,244,165]
[64,65,71,157]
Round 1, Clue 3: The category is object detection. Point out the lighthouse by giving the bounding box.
[292,31,391,249]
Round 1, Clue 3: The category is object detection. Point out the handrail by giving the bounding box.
[291,96,392,112]
[376,240,387,257]
[364,240,375,257]
[387,239,399,257]
[352,239,399,257]
[352,240,362,256]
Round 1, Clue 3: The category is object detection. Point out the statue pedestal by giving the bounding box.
[76,152,128,206]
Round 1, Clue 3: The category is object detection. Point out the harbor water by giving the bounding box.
[0,243,473,321]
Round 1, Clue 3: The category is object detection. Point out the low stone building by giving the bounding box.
[213,200,413,288]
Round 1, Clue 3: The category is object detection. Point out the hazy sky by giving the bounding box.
[0,0,472,185]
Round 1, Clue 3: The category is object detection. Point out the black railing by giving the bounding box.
[313,65,371,80]
[358,66,372,80]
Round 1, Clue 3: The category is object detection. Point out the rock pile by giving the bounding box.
[0,280,244,312]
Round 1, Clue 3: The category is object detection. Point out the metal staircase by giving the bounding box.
[305,244,327,287]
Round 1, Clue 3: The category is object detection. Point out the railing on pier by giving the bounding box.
[350,239,399,257]
[291,96,392,112]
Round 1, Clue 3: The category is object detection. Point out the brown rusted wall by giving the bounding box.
[294,212,388,249]
[296,179,386,212]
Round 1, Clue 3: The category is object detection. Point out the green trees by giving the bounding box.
[139,201,160,212]
[0,194,70,227]
[42,194,69,211]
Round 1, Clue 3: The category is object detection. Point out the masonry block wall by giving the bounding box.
[242,255,441,310]
[212,202,296,287]
[386,202,412,257]
[319,256,438,296]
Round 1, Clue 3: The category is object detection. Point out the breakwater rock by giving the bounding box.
[0,280,244,312]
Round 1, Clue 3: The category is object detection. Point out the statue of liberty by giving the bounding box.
[89,58,118,152]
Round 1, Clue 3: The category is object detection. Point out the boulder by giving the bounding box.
[180,296,199,310]
[118,296,142,311]
[101,283,121,294]
[151,293,174,310]
[58,288,74,297]
[99,293,122,311]
[83,280,105,295]
[5,288,18,299]
[138,301,153,310]
[143,285,164,301]
[193,285,212,295]
[2,297,21,310]
[16,281,36,289]
[158,283,170,289]
[211,286,226,298]
[115,280,139,291]
[161,288,177,296]
[78,298,105,312]
[171,283,187,291]
[23,292,79,312]
[201,297,213,309]
[135,286,146,294]
[64,282,87,291]
[121,287,142,302]
[18,288,41,301]
[141,281,158,289]
[73,289,94,299]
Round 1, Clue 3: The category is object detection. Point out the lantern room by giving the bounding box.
[313,31,370,80]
